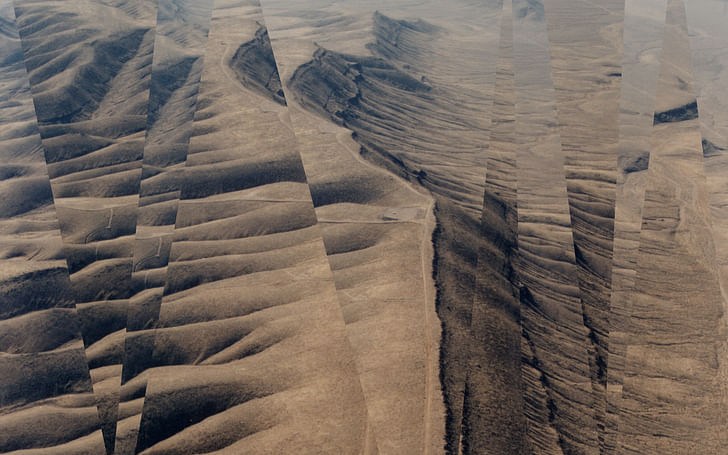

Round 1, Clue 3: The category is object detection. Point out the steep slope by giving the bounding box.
[116,2,213,453]
[131,2,372,453]
[262,2,503,451]
[541,0,624,448]
[618,0,728,452]
[460,0,529,453]
[605,0,667,452]
[683,2,728,445]
[511,0,597,452]
[229,25,285,105]
[0,2,105,452]
[13,1,157,451]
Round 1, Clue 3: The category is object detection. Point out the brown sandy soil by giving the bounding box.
[115,2,213,453]
[541,2,624,449]
[4,1,728,453]
[684,3,728,449]
[511,1,596,452]
[13,1,159,451]
[606,0,667,452]
[0,2,105,452]
[618,0,728,452]
[260,1,510,452]
[129,2,371,453]
[461,1,528,453]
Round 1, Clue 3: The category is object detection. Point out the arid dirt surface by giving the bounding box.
[2,0,728,454]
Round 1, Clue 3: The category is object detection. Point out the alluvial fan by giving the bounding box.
[2,0,728,454]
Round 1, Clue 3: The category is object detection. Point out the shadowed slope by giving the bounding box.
[0,2,105,452]
[229,24,286,105]
[13,0,158,451]
[271,4,503,451]
[461,1,529,453]
[511,0,597,452]
[132,2,372,453]
[116,1,213,453]
[618,0,728,452]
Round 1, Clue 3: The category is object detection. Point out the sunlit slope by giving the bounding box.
[606,0,667,452]
[254,9,444,454]
[116,2,213,453]
[619,0,728,452]
[0,2,105,452]
[462,1,529,453]
[684,5,728,452]
[13,1,158,451]
[284,50,439,455]
[129,2,371,453]
[261,2,503,451]
[541,1,623,447]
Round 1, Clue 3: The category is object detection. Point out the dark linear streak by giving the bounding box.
[701,138,725,158]
[653,100,698,124]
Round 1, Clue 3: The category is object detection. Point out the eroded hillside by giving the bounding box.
[1,0,728,454]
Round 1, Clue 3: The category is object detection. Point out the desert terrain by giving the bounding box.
[0,1,105,452]
[1,0,728,454]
